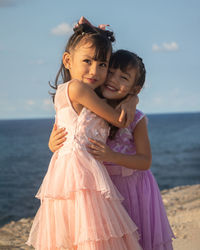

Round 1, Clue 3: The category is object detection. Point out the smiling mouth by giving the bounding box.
[104,83,118,92]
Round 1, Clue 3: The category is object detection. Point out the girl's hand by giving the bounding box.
[86,138,115,162]
[117,95,139,126]
[48,124,67,153]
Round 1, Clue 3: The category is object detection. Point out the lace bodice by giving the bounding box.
[54,82,109,156]
[75,108,109,145]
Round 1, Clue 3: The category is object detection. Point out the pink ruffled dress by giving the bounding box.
[105,110,175,250]
[26,82,142,250]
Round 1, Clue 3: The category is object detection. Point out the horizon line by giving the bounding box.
[0,110,200,121]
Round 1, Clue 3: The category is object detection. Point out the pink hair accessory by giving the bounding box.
[98,24,110,30]
[77,16,93,27]
[75,16,110,31]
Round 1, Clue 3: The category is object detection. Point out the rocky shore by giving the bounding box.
[0,184,199,250]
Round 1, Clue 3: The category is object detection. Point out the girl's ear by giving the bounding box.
[63,52,71,69]
[131,85,141,95]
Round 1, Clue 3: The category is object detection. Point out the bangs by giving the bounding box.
[81,34,112,62]
[110,50,138,72]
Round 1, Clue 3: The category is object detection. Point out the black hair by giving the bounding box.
[49,23,115,101]
[108,49,146,140]
[110,49,146,88]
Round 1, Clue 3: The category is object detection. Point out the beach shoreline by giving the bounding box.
[0,184,199,250]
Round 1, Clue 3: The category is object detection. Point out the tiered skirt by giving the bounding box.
[26,150,142,250]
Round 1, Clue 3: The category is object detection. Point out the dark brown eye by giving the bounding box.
[83,59,91,64]
[121,76,128,80]
[100,63,107,67]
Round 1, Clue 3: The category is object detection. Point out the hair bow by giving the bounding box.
[75,16,110,30]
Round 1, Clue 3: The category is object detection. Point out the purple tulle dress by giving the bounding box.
[104,110,175,250]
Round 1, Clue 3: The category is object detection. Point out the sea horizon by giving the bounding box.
[0,112,200,227]
[1,110,200,121]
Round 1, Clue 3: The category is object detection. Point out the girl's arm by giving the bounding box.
[69,80,128,128]
[48,93,138,153]
[87,117,152,170]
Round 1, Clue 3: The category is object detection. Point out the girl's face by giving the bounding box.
[101,66,138,99]
[63,42,110,90]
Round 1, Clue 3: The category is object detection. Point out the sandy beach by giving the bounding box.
[162,184,200,250]
[0,184,199,250]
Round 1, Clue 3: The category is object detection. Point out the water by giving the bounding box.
[0,112,200,226]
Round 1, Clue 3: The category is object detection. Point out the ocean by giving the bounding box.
[0,112,200,227]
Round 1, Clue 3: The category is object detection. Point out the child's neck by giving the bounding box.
[107,94,128,108]
[107,99,120,108]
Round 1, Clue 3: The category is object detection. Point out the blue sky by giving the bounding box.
[0,0,200,119]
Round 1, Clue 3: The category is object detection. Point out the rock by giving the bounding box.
[0,218,33,249]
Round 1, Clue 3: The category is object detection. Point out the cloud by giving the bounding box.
[26,100,35,106]
[152,97,163,105]
[42,98,54,111]
[26,99,53,108]
[51,22,73,36]
[0,98,54,119]
[152,44,161,52]
[152,42,179,52]
[139,86,200,114]
[163,42,179,51]
[23,98,54,113]
[43,99,51,105]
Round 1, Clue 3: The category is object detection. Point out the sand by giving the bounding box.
[0,184,199,250]
[162,184,200,250]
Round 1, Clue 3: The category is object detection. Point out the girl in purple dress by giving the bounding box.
[49,49,175,250]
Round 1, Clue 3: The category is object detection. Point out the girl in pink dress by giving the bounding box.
[49,49,175,250]
[26,23,142,250]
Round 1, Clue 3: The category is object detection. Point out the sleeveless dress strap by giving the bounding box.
[130,109,146,131]
[54,81,78,115]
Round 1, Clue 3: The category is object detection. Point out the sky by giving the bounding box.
[0,0,200,119]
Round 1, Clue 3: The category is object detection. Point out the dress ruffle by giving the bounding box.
[110,171,175,250]
[27,151,142,250]
[27,190,141,249]
[36,150,123,201]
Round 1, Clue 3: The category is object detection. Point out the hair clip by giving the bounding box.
[76,16,110,31]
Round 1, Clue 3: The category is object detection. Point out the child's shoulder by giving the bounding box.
[68,79,92,98]
[129,109,146,131]
[56,80,83,100]
[57,79,82,91]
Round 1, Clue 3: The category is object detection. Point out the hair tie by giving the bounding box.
[75,16,110,31]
